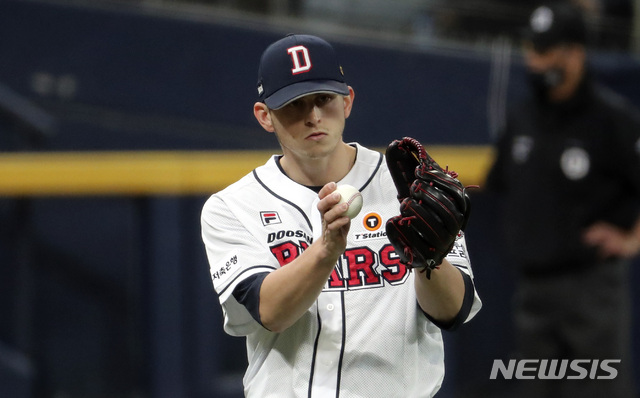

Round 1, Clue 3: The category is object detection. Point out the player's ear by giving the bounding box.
[343,86,355,119]
[254,102,275,132]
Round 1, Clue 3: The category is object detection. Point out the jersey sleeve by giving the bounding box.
[201,194,278,336]
[443,232,482,326]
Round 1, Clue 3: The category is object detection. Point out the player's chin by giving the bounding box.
[305,146,335,160]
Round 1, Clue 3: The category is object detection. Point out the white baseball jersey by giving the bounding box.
[201,143,482,398]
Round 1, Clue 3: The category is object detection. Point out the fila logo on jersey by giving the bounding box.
[287,46,312,74]
[261,211,282,226]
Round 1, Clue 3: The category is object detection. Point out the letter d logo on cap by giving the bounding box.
[288,46,312,75]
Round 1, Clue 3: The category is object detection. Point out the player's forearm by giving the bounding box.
[414,259,465,324]
[259,182,350,333]
[259,242,339,333]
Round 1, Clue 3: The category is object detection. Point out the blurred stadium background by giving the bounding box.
[0,0,639,397]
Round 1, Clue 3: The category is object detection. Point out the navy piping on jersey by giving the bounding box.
[235,274,349,397]
[274,155,324,193]
[358,151,384,192]
[452,263,469,271]
[421,268,475,331]
[219,265,276,298]
[335,291,347,397]
[271,145,383,195]
[252,169,313,230]
[308,309,322,398]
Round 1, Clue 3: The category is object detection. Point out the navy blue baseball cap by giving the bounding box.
[257,34,349,109]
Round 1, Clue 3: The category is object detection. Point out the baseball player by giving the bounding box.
[201,34,482,397]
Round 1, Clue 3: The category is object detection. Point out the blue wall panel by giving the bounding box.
[0,0,499,150]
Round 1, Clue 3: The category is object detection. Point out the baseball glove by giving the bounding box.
[385,137,472,278]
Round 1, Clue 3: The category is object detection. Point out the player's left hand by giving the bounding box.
[385,137,473,278]
[583,222,640,258]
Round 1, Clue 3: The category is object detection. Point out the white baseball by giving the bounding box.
[335,184,363,219]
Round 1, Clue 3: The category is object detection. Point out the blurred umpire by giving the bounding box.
[486,3,640,397]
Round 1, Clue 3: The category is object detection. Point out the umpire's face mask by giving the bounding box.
[523,43,568,102]
[527,67,565,100]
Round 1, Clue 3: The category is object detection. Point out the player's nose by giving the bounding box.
[305,105,321,125]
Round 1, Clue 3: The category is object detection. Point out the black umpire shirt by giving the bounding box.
[486,73,640,274]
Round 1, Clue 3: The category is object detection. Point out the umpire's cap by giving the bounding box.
[257,34,349,109]
[523,3,587,52]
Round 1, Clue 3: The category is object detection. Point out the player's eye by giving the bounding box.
[316,94,334,106]
[287,99,304,108]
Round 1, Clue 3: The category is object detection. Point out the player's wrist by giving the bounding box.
[306,240,344,269]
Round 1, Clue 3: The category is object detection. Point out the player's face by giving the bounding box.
[255,88,355,161]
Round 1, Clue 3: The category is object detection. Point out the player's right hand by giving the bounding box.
[317,182,351,259]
